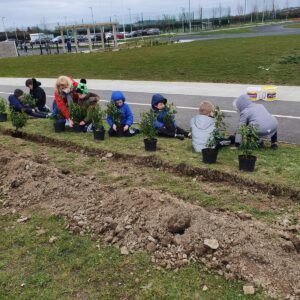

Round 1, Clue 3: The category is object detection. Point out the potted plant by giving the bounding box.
[106,102,122,137]
[163,103,177,130]
[0,98,8,122]
[10,110,27,138]
[140,110,158,151]
[21,93,36,109]
[53,110,65,133]
[202,106,227,164]
[237,124,259,172]
[88,105,106,140]
[70,103,87,132]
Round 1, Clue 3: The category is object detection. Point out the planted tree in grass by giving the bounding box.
[106,102,122,136]
[0,98,8,122]
[11,110,27,137]
[140,110,158,151]
[70,103,87,132]
[202,106,227,164]
[237,124,259,172]
[88,105,106,140]
[21,93,36,109]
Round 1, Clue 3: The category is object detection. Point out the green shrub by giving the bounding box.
[11,110,28,131]
[106,102,121,127]
[21,93,36,108]
[237,124,259,157]
[140,111,157,140]
[163,103,177,128]
[70,103,87,124]
[0,98,8,114]
[88,105,105,130]
[206,106,227,148]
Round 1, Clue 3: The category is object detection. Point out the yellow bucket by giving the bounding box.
[262,86,278,101]
[247,86,261,101]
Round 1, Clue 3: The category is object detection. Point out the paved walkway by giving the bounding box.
[0,77,300,102]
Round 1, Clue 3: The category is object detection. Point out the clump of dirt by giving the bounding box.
[1,148,300,299]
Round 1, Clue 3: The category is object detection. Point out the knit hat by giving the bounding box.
[111,91,125,102]
[14,89,24,98]
[76,79,89,94]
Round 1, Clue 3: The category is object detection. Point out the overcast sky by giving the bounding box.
[1,0,300,29]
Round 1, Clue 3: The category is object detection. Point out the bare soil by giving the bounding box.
[1,145,300,299]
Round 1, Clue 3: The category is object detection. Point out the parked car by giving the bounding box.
[51,36,71,43]
[146,28,160,35]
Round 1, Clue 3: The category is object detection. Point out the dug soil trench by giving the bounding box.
[1,145,300,299]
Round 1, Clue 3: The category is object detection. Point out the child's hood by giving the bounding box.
[151,93,167,110]
[233,94,253,112]
[111,91,126,103]
[192,115,215,130]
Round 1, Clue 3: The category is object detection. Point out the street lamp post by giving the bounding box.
[128,8,132,33]
[88,6,96,39]
[181,7,185,33]
[1,17,8,40]
[188,0,191,33]
[244,0,247,22]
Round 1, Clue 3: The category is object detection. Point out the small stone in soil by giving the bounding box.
[243,284,255,295]
[204,238,219,250]
[120,246,129,255]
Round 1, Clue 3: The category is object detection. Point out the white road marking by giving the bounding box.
[1,91,300,120]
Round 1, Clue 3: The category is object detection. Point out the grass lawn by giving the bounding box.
[1,35,300,85]
[0,118,299,192]
[0,213,268,299]
[285,23,300,28]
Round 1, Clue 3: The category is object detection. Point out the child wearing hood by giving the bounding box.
[151,93,189,140]
[107,91,137,137]
[25,78,48,112]
[233,94,278,149]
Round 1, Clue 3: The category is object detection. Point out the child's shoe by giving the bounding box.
[175,134,185,140]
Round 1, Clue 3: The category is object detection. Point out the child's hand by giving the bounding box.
[79,121,85,126]
[69,119,74,128]
[123,125,129,132]
[112,124,117,131]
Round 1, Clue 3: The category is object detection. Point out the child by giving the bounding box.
[233,94,278,149]
[76,79,100,130]
[190,101,216,152]
[54,76,79,127]
[8,89,48,118]
[107,91,137,137]
[25,78,48,112]
[151,93,189,140]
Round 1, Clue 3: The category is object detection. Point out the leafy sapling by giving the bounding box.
[88,105,106,131]
[163,103,177,128]
[0,98,8,114]
[11,110,28,132]
[106,102,121,127]
[140,110,158,140]
[21,93,36,108]
[237,124,259,157]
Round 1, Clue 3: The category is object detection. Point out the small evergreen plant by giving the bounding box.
[140,111,157,140]
[0,98,8,114]
[237,124,260,157]
[11,110,27,131]
[106,102,121,127]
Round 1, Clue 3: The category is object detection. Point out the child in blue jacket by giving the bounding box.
[107,91,138,137]
[151,93,189,140]
[9,89,48,118]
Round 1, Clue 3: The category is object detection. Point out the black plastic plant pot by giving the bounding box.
[116,126,124,137]
[239,155,257,172]
[144,138,157,152]
[93,129,105,141]
[202,148,218,164]
[54,120,65,133]
[0,113,7,122]
[73,123,84,133]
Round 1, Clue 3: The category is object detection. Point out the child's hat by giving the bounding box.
[76,79,89,94]
[111,91,125,102]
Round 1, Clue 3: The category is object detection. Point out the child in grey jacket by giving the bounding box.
[233,94,278,149]
[190,101,216,152]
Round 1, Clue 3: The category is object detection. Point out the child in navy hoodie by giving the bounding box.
[8,89,48,118]
[107,91,138,137]
[151,93,189,140]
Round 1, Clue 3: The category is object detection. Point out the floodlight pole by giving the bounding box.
[1,17,8,40]
[88,6,96,38]
[128,8,132,33]
[188,0,191,33]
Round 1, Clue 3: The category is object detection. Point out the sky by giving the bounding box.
[1,0,300,29]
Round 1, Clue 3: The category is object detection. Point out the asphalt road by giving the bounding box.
[1,85,299,145]
[169,24,300,42]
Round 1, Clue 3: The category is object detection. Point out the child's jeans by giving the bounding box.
[157,126,189,138]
